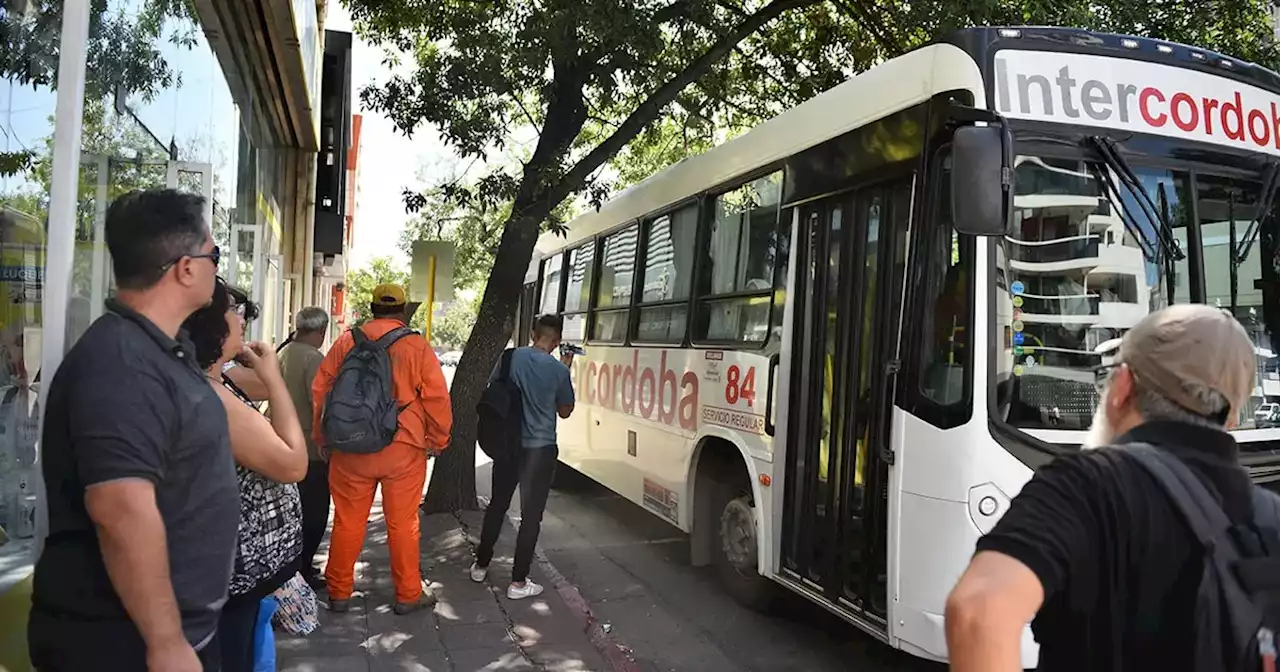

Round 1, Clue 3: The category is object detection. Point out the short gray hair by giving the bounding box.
[295,307,329,335]
[1134,381,1230,428]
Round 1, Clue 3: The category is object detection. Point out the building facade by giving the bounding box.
[0,2,351,668]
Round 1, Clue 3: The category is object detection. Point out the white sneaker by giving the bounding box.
[507,580,545,600]
[469,562,488,583]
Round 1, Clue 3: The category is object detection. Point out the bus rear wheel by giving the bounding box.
[715,492,775,611]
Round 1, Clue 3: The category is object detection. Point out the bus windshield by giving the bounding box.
[994,152,1280,432]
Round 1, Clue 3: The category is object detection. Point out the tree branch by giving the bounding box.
[544,0,822,210]
[829,0,905,55]
[513,93,541,132]
[692,80,774,124]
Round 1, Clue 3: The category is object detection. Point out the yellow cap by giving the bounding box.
[371,284,407,308]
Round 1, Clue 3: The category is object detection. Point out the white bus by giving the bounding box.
[517,26,1280,665]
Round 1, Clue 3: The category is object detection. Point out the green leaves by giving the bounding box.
[1,0,198,102]
[0,151,36,179]
[345,256,426,329]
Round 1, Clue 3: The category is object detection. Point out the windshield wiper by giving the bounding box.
[1158,183,1178,304]
[1084,135,1186,264]
[1231,159,1280,267]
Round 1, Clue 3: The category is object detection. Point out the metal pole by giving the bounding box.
[424,255,437,342]
[38,0,92,550]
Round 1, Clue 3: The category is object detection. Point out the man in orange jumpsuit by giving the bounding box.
[312,284,452,614]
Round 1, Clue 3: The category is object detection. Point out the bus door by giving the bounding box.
[780,176,912,623]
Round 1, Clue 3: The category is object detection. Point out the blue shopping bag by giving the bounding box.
[253,596,280,672]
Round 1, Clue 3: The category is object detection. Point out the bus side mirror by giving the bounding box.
[951,125,1014,237]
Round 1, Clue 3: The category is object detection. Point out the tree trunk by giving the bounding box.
[421,0,822,513]
[422,207,545,513]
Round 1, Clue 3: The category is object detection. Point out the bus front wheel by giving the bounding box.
[715,492,775,610]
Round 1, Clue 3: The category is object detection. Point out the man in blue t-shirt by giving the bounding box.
[471,314,576,599]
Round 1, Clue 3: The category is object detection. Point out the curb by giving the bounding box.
[478,495,643,672]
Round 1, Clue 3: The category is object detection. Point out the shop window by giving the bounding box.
[635,205,697,343]
[0,1,58,571]
[694,172,782,343]
[593,225,638,342]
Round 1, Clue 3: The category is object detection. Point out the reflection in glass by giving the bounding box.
[563,245,594,313]
[919,157,968,407]
[539,253,562,314]
[635,305,688,343]
[1197,176,1277,428]
[706,173,781,295]
[995,154,1280,432]
[0,2,59,549]
[818,205,841,494]
[640,206,697,303]
[593,309,629,342]
[597,226,638,308]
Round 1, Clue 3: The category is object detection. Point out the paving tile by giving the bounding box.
[437,621,516,650]
[363,627,445,658]
[434,597,507,627]
[509,619,592,648]
[524,644,611,672]
[277,653,371,672]
[447,647,538,672]
[283,499,619,672]
[429,577,501,604]
[368,649,451,672]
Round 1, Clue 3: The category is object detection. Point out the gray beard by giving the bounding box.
[1082,402,1114,450]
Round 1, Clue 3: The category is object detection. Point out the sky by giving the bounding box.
[325,5,449,272]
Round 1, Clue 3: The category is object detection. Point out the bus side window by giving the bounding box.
[914,156,972,422]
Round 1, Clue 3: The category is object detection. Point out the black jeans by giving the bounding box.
[215,598,260,672]
[28,608,221,671]
[475,445,559,583]
[298,459,331,577]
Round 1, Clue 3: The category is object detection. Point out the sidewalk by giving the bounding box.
[276,494,615,671]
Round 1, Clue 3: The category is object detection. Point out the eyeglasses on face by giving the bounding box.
[162,245,221,271]
[1093,362,1119,395]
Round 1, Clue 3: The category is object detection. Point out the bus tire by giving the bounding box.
[715,490,775,611]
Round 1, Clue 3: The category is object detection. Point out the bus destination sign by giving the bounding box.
[994,49,1280,157]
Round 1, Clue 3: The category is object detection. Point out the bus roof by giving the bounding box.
[529,42,984,270]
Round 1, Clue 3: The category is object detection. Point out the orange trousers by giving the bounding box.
[326,442,428,603]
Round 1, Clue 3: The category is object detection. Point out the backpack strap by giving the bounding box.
[1123,443,1264,669]
[373,326,415,350]
[1249,489,1280,554]
[1122,443,1234,545]
[351,327,370,346]
[499,348,515,382]
[1235,489,1280,594]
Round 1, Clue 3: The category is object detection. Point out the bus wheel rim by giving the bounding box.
[721,497,756,571]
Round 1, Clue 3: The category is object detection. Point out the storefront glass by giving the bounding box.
[68,0,254,344]
[0,0,61,576]
[0,0,287,581]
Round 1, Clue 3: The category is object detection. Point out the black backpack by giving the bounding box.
[476,349,521,461]
[1122,444,1280,672]
[321,326,415,454]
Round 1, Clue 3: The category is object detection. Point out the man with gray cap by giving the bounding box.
[945,304,1280,672]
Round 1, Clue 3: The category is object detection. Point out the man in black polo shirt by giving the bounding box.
[29,189,239,672]
[945,304,1259,671]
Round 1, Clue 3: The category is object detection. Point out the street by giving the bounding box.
[537,467,944,672]
[443,366,946,671]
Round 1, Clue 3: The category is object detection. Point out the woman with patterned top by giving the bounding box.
[183,278,308,671]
